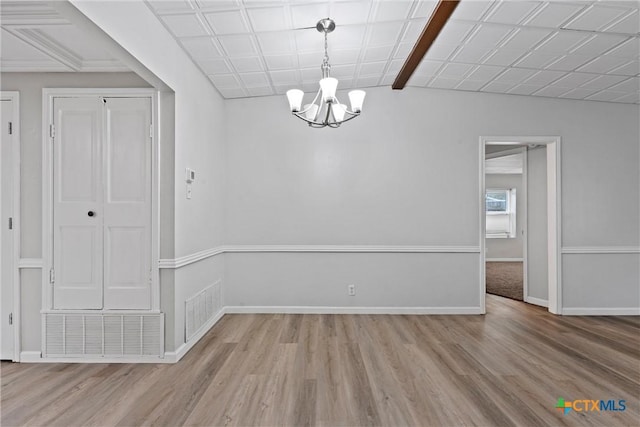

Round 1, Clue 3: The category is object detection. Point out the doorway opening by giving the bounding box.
[479,137,562,314]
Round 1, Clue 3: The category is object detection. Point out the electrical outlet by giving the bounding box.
[186,184,192,199]
[348,284,356,296]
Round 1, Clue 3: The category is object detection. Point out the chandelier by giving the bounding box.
[286,18,366,128]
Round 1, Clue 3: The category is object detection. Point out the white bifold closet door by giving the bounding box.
[53,97,151,310]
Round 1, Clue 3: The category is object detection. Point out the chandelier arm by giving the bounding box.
[292,111,328,127]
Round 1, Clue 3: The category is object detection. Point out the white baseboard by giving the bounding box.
[164,308,226,363]
[525,296,548,307]
[486,258,523,262]
[19,351,42,362]
[562,307,640,316]
[20,351,170,364]
[224,306,483,315]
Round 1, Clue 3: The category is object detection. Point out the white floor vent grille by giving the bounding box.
[43,313,164,358]
[185,282,222,341]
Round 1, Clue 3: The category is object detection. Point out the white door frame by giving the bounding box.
[42,88,160,312]
[480,136,562,314]
[1,91,21,361]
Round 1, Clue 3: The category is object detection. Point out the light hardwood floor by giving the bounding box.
[2,295,639,426]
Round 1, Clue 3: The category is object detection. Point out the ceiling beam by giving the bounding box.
[392,0,460,90]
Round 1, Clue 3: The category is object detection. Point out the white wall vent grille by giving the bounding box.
[44,313,164,358]
[185,282,222,341]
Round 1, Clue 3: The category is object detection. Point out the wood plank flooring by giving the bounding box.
[2,295,639,426]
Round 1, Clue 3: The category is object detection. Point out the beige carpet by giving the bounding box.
[486,262,523,301]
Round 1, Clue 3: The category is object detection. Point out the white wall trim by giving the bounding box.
[224,306,483,315]
[524,296,549,307]
[18,258,43,269]
[225,245,481,253]
[164,308,226,363]
[486,258,524,262]
[158,245,481,269]
[22,354,170,364]
[562,307,640,316]
[561,246,640,254]
[158,246,225,269]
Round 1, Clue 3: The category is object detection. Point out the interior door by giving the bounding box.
[53,97,104,309]
[1,98,14,359]
[103,98,152,309]
[52,96,152,310]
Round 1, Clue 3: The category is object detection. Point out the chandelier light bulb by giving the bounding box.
[286,89,304,112]
[348,90,366,113]
[304,104,319,121]
[320,77,338,103]
[333,104,347,122]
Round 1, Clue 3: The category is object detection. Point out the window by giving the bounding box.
[486,188,516,238]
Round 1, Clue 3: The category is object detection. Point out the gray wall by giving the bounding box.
[225,86,639,311]
[485,173,523,259]
[527,147,548,302]
[0,72,152,351]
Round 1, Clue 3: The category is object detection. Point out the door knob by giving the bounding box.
[88,211,95,217]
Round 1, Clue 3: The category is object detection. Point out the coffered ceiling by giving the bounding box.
[147,0,639,104]
[0,1,128,72]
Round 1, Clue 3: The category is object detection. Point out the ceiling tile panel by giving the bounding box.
[466,64,505,81]
[455,79,489,91]
[367,21,404,46]
[436,21,476,45]
[482,48,526,66]
[229,56,264,72]
[610,60,639,76]
[586,89,630,101]
[357,75,382,87]
[247,86,274,97]
[290,3,330,29]
[493,67,537,83]
[465,24,514,47]
[545,54,593,71]
[571,34,630,56]
[607,76,640,92]
[414,59,444,76]
[579,74,628,90]
[500,27,554,50]
[565,5,631,32]
[210,73,241,88]
[612,92,640,103]
[161,13,209,37]
[525,69,566,85]
[514,50,561,68]
[148,1,194,13]
[256,31,296,55]
[484,1,541,25]
[181,37,222,58]
[328,48,362,65]
[198,58,232,74]
[424,42,458,60]
[451,1,496,22]
[359,61,387,76]
[218,34,258,56]
[533,85,571,97]
[602,9,639,35]
[551,72,598,87]
[576,55,633,73]
[535,31,591,53]
[481,81,515,92]
[204,10,249,34]
[451,44,491,63]
[330,1,372,25]
[438,62,475,79]
[430,77,463,89]
[239,71,270,87]
[269,70,299,86]
[265,53,297,70]
[373,1,413,22]
[604,37,639,59]
[412,1,438,19]
[559,87,600,99]
[508,83,545,95]
[330,24,367,49]
[524,3,586,28]
[246,7,290,32]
